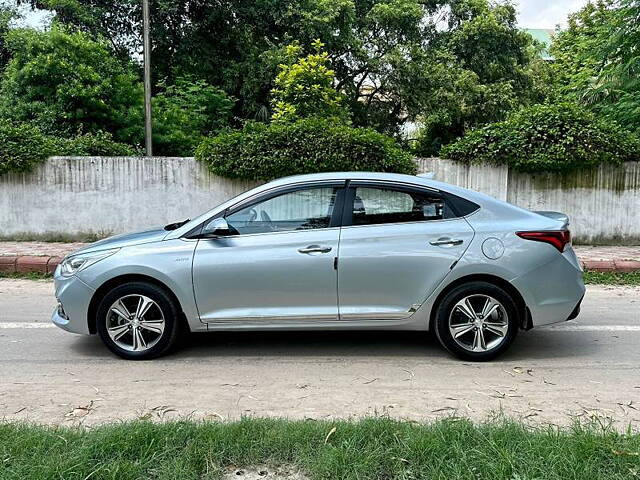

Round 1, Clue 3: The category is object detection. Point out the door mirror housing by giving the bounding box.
[201,217,233,237]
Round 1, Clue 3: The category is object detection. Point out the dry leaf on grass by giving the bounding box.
[324,426,337,444]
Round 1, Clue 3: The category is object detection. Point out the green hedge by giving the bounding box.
[195,117,416,181]
[441,103,640,173]
[0,122,137,175]
[0,121,53,174]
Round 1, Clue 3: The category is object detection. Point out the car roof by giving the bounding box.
[265,171,489,203]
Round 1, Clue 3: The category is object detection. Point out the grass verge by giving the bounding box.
[1,418,640,479]
[0,272,51,280]
[583,271,640,286]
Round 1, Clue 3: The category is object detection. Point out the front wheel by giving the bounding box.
[433,281,519,361]
[96,282,181,360]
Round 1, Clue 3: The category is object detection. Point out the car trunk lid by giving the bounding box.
[533,211,569,229]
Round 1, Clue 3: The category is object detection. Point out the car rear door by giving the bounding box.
[337,182,475,321]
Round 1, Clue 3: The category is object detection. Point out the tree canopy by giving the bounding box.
[16,0,542,144]
[552,0,640,134]
[4,0,639,163]
[0,25,143,144]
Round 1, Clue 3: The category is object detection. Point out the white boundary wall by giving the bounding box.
[1,156,639,244]
[417,158,640,244]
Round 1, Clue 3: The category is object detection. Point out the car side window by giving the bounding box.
[351,186,449,226]
[226,186,340,235]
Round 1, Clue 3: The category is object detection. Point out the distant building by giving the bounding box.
[524,28,555,61]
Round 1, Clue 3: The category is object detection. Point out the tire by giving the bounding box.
[433,281,519,361]
[96,282,181,360]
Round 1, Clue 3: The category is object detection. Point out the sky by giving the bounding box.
[516,0,592,29]
[14,0,592,31]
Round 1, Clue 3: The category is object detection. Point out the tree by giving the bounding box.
[0,5,18,71]
[0,26,143,144]
[591,0,640,133]
[551,1,616,103]
[413,0,542,154]
[552,0,640,134]
[270,40,348,123]
[152,77,235,156]
[19,0,541,145]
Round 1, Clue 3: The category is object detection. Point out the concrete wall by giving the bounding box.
[1,156,639,244]
[0,156,259,239]
[417,158,640,244]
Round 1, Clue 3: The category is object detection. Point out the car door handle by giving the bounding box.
[430,238,464,246]
[298,245,332,254]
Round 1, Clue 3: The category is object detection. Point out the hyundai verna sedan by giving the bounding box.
[52,172,585,361]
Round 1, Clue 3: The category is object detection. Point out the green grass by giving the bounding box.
[0,232,106,243]
[0,272,51,280]
[583,271,640,286]
[1,418,639,479]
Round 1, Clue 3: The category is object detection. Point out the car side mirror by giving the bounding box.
[202,217,232,237]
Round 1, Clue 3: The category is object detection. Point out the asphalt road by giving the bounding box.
[1,279,639,427]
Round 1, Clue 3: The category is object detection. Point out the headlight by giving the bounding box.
[59,249,119,277]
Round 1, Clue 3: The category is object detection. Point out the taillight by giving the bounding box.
[516,230,571,252]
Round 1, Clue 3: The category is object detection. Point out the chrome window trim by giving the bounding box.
[204,226,342,240]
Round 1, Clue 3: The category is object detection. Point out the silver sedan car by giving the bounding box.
[52,172,585,361]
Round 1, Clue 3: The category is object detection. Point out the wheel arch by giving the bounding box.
[428,274,530,331]
[87,274,188,334]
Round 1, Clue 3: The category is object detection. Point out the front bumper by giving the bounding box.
[51,267,95,335]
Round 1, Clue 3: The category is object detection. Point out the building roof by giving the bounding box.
[524,28,555,61]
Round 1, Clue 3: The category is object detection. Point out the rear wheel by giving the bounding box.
[433,281,518,361]
[96,282,181,360]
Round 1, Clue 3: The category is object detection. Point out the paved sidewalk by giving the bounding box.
[0,241,639,274]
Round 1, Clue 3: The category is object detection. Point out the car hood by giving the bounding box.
[70,228,168,257]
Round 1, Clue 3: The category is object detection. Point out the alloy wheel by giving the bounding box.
[106,294,165,352]
[448,294,509,353]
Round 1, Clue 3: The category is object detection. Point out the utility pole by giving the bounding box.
[142,0,153,156]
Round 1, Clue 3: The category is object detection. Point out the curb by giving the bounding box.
[581,260,640,273]
[1,255,640,276]
[0,256,62,275]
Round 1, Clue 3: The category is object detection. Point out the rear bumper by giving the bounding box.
[511,249,585,327]
[567,295,583,320]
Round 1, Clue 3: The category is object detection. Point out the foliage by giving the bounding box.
[441,103,640,173]
[0,5,18,71]
[551,1,615,102]
[0,121,135,176]
[22,0,542,142]
[551,0,640,134]
[271,40,348,123]
[591,0,640,133]
[2,418,640,479]
[410,0,544,154]
[0,120,55,175]
[196,117,415,181]
[584,271,640,285]
[152,77,235,156]
[56,131,138,156]
[0,26,143,144]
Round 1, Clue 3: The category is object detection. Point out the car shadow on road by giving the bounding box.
[68,328,602,362]
[172,329,601,362]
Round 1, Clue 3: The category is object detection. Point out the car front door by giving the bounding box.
[192,182,345,324]
[337,182,475,320]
